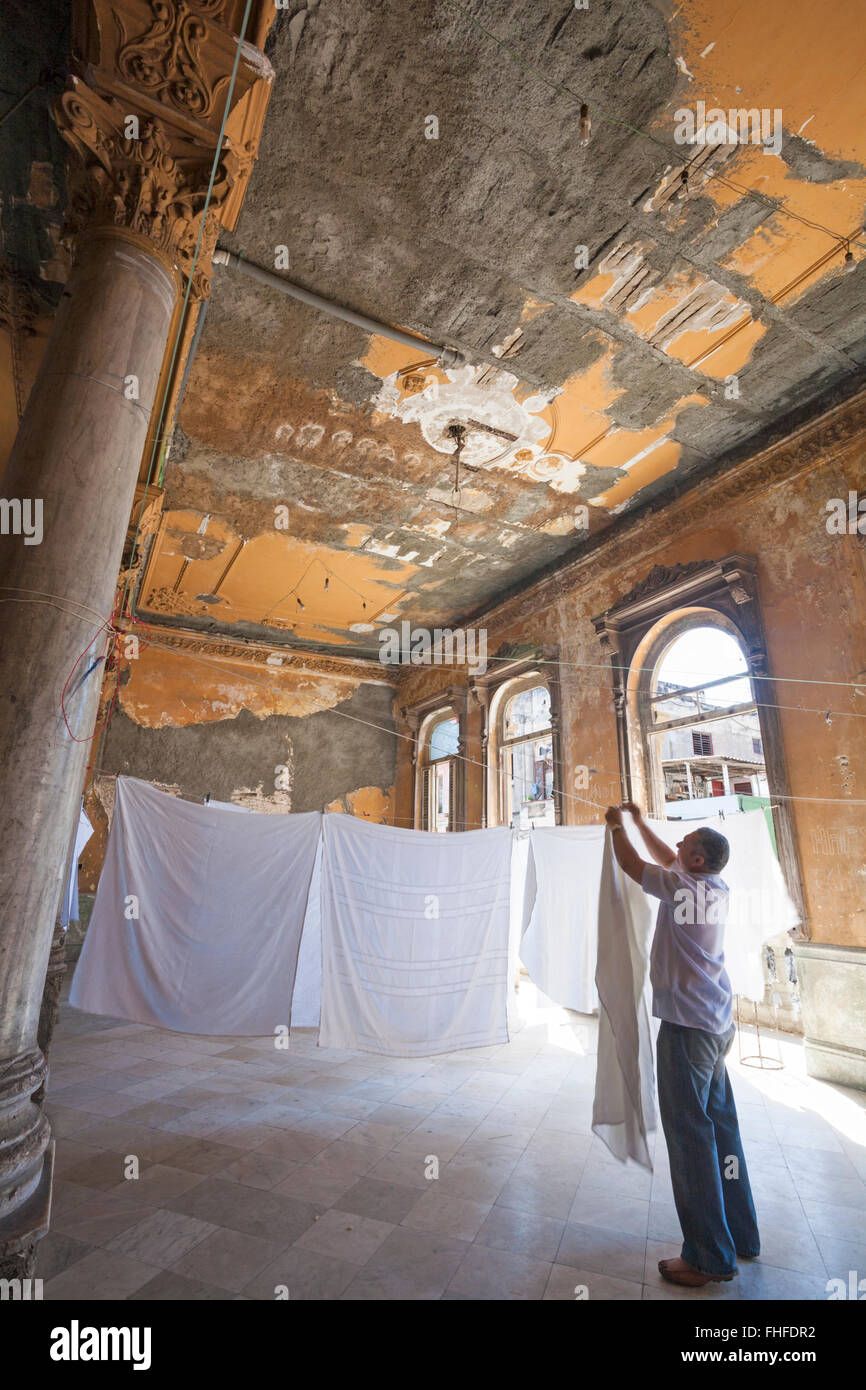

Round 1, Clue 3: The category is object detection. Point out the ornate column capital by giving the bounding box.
[55,0,276,297]
[56,76,241,298]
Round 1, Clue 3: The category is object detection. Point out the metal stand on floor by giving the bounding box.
[735,994,784,1070]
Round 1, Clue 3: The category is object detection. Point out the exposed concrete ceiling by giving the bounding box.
[3,1,866,659]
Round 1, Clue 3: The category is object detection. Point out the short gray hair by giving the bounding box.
[695,827,730,872]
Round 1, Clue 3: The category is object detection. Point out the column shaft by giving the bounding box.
[0,228,179,1262]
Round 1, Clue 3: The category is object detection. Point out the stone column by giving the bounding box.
[0,225,181,1276]
[34,918,69,1111]
[0,69,247,1273]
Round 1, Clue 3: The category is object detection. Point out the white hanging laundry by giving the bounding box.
[291,837,323,1028]
[508,832,530,986]
[592,824,657,1169]
[520,826,604,1014]
[705,810,798,1000]
[70,776,321,1036]
[318,815,513,1056]
[61,804,94,928]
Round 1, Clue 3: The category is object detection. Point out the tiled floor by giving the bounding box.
[39,981,866,1300]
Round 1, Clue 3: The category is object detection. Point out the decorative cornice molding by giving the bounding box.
[121,621,394,684]
[595,554,759,635]
[606,561,707,616]
[56,0,276,293]
[400,685,466,725]
[71,1,274,143]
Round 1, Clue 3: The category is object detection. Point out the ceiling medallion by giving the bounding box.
[373,364,585,492]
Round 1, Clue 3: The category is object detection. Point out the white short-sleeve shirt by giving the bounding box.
[641,861,733,1035]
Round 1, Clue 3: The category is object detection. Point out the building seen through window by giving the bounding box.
[424,715,459,832]
[500,685,555,828]
[649,627,769,815]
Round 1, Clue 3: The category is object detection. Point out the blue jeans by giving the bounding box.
[657,1020,760,1278]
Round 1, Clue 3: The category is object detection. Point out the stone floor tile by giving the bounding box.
[443,1243,552,1300]
[343,1227,468,1300]
[170,1226,287,1291]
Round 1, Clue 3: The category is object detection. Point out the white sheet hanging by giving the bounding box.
[520,826,603,1014]
[70,777,321,1036]
[61,804,94,928]
[592,825,657,1169]
[706,811,798,1000]
[318,815,513,1056]
[509,832,530,985]
[291,838,323,1028]
[293,826,523,1035]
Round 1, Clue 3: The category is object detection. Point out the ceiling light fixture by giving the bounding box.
[579,104,591,146]
[844,245,857,273]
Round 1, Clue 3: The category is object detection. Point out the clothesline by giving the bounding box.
[80,772,783,830]
[5,585,866,706]
[2,587,853,809]
[134,640,866,807]
[86,633,866,811]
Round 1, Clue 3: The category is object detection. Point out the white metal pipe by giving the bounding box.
[213,248,464,367]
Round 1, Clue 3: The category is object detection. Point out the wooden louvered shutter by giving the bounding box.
[419,766,431,831]
[447,757,458,832]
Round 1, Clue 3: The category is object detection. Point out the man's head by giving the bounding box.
[676,826,730,875]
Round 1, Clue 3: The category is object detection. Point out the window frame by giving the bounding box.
[497,684,555,829]
[404,688,469,832]
[471,650,563,827]
[592,554,806,935]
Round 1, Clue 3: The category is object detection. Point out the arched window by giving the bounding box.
[419,712,460,832]
[497,682,555,828]
[593,556,806,1005]
[647,625,768,816]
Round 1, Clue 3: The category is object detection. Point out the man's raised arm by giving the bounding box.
[623,801,677,868]
[605,805,650,884]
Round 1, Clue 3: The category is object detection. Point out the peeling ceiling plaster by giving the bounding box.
[7,0,862,657]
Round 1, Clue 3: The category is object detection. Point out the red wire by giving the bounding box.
[71,606,156,756]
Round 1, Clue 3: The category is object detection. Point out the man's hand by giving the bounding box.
[605,805,623,828]
[622,800,643,821]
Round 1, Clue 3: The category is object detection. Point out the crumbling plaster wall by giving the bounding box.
[78,648,397,893]
[394,442,866,952]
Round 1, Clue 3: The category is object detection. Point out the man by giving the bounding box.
[604,799,760,1288]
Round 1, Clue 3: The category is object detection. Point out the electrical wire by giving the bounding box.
[263,639,866,696]
[0,585,111,625]
[126,635,866,810]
